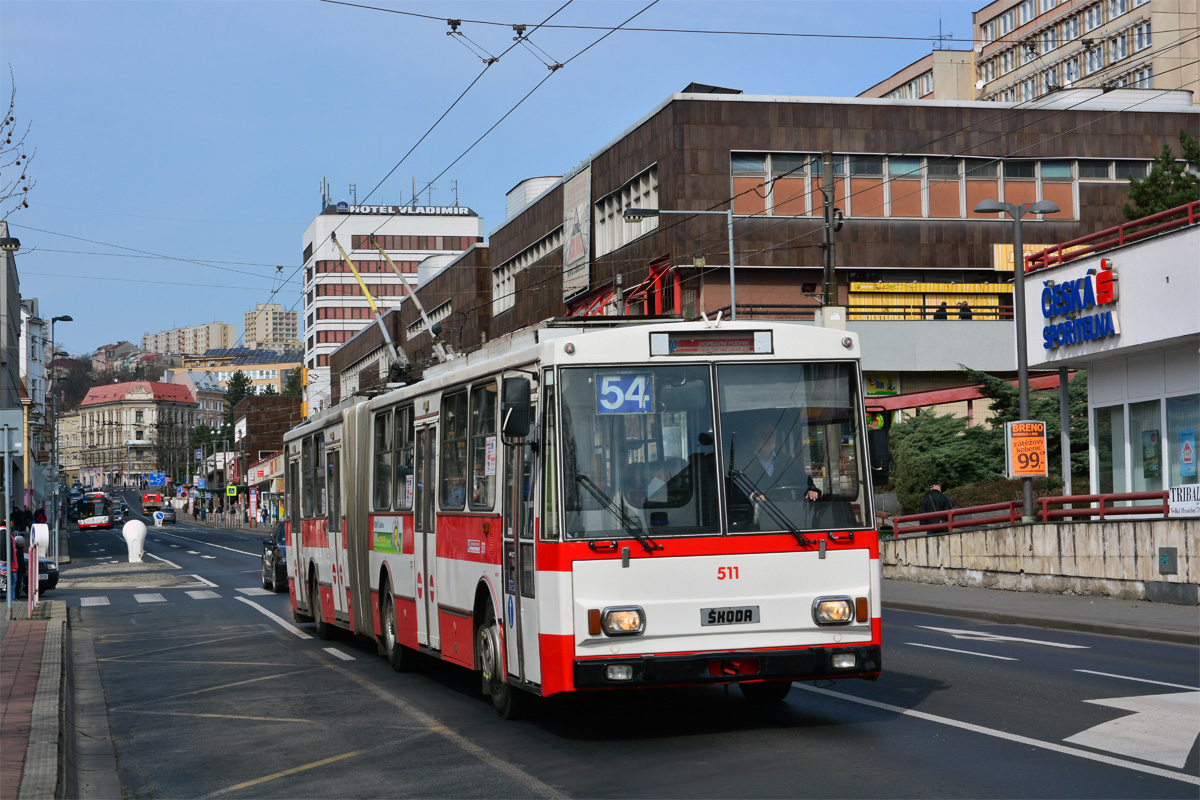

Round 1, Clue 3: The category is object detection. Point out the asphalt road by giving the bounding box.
[55,490,1199,799]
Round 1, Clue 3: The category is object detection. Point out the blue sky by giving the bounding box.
[3,0,975,355]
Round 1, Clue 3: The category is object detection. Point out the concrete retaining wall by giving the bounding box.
[882,519,1200,605]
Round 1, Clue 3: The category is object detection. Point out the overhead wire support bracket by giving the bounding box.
[370,239,451,363]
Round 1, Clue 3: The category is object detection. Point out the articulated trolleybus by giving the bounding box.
[286,319,880,717]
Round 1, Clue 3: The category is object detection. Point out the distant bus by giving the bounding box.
[78,492,114,530]
[142,493,164,513]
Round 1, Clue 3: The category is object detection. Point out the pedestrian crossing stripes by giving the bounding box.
[74,587,288,606]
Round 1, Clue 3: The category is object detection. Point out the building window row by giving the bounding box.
[317,306,375,321]
[317,330,354,345]
[729,152,1151,221]
[594,165,659,259]
[213,368,281,381]
[316,282,407,298]
[407,300,451,339]
[312,259,418,275]
[350,234,480,252]
[492,227,563,315]
[886,70,933,100]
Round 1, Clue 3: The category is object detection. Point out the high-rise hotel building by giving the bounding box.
[300,202,484,415]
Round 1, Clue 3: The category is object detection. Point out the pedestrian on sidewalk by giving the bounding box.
[12,530,28,598]
[919,480,954,532]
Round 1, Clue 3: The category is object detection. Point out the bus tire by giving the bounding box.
[739,680,793,704]
[477,604,528,720]
[381,584,416,672]
[311,574,332,640]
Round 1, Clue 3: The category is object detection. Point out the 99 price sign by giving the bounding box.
[1005,420,1048,478]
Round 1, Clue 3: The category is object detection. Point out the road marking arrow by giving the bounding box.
[918,625,1089,649]
[1065,691,1200,768]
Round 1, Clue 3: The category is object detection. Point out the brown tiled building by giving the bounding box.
[325,87,1198,410]
[231,395,303,484]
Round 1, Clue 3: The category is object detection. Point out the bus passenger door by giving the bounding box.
[327,449,348,623]
[503,424,541,684]
[414,424,440,650]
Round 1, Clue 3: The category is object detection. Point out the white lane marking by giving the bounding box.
[237,587,274,596]
[190,574,217,588]
[187,551,200,555]
[917,625,1089,649]
[201,555,216,559]
[134,593,166,604]
[145,552,181,569]
[906,642,1017,661]
[187,590,221,600]
[80,596,110,607]
[170,544,180,548]
[1074,669,1199,691]
[323,647,354,661]
[150,529,257,557]
[235,597,311,639]
[793,684,1200,786]
[1065,691,1200,769]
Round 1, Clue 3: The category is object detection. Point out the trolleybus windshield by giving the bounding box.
[557,361,869,540]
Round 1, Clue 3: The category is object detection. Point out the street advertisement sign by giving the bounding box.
[1005,420,1048,478]
[1168,485,1200,517]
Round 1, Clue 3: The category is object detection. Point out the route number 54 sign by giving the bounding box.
[1006,420,1048,478]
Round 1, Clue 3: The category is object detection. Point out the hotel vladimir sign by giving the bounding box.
[335,201,475,216]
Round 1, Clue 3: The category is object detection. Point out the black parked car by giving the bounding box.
[261,522,287,593]
[0,553,59,594]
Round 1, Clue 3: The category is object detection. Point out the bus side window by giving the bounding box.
[288,461,300,534]
[394,406,414,510]
[373,411,393,510]
[328,450,341,529]
[469,382,498,510]
[440,391,468,510]
[302,437,314,518]
[314,433,327,516]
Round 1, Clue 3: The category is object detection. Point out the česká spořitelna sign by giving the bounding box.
[1040,260,1119,350]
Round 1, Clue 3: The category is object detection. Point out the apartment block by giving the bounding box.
[143,321,236,356]
[244,302,300,353]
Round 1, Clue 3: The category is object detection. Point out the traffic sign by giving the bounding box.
[197,478,206,489]
[148,472,166,486]
[195,449,202,460]
[226,485,237,497]
[1005,420,1048,478]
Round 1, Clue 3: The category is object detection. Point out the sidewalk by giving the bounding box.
[0,600,66,800]
[883,578,1199,645]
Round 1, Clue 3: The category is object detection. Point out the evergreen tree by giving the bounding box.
[1122,131,1200,220]
[888,412,1000,512]
[223,371,253,429]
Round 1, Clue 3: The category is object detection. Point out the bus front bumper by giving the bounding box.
[573,645,881,688]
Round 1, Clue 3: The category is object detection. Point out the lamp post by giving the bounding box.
[973,198,1060,520]
[49,316,72,561]
[623,206,737,321]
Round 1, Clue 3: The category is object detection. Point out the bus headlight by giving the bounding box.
[602,606,645,636]
[812,597,854,625]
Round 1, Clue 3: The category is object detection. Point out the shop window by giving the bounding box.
[1166,395,1199,489]
[1129,400,1163,501]
[1094,405,1126,496]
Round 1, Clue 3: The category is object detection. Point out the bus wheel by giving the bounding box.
[477,606,525,719]
[381,585,416,672]
[739,680,793,704]
[311,575,331,641]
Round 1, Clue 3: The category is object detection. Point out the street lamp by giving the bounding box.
[0,236,19,252]
[623,206,738,320]
[48,316,72,561]
[974,198,1060,520]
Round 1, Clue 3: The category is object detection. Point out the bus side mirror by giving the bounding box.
[501,377,531,442]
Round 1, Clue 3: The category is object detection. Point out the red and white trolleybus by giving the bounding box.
[285,319,881,717]
[78,491,114,530]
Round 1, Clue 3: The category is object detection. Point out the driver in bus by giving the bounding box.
[741,421,820,504]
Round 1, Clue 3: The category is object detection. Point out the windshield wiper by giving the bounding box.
[727,467,811,546]
[574,473,661,553]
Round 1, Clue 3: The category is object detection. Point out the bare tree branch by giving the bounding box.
[1,65,37,221]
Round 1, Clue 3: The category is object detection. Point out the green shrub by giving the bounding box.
[945,477,1062,509]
